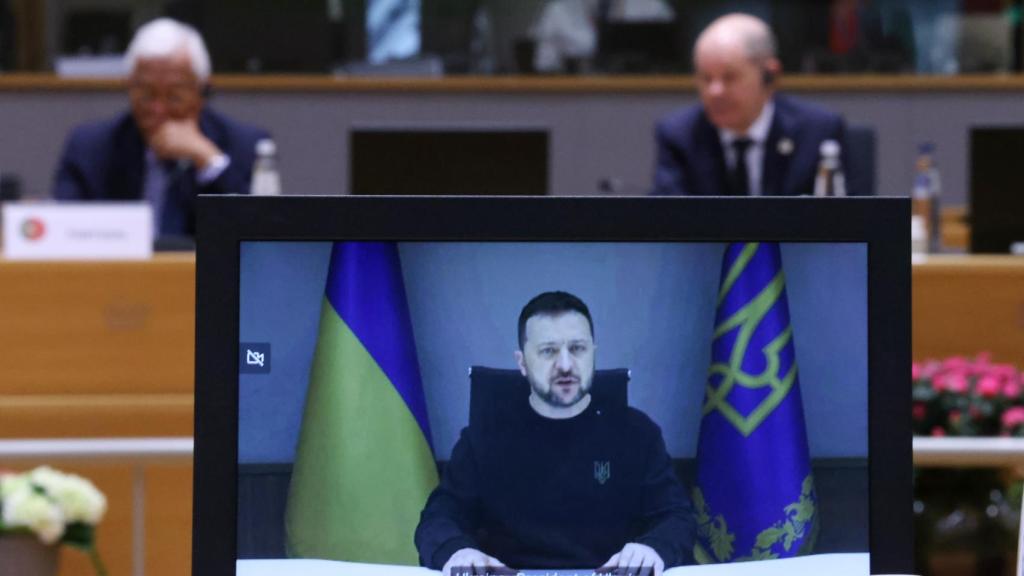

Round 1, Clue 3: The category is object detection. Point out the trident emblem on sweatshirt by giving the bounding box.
[594,461,611,485]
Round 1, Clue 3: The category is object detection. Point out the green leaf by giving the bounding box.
[786,498,815,523]
[754,525,785,549]
[61,523,95,549]
[801,475,814,495]
[781,522,800,550]
[709,516,735,562]
[693,543,714,565]
[692,488,710,525]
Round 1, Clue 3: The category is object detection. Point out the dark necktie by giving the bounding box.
[730,138,752,196]
[160,160,189,235]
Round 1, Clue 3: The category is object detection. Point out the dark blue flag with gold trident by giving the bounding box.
[692,242,817,564]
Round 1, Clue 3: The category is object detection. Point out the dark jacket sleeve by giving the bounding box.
[52,128,91,200]
[652,119,690,196]
[634,421,696,567]
[200,160,251,196]
[414,427,482,569]
[197,110,271,196]
[199,130,271,196]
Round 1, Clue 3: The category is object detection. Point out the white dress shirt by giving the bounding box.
[143,150,229,237]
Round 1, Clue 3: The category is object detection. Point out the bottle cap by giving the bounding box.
[255,138,277,157]
[819,139,840,158]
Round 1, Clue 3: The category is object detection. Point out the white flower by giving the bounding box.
[28,466,67,494]
[0,472,30,500]
[25,466,107,525]
[2,484,65,544]
[50,473,107,525]
[1,466,107,546]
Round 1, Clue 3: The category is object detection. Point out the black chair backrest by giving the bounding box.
[468,366,630,429]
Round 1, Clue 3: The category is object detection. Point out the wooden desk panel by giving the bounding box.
[0,394,193,438]
[0,255,195,396]
[912,255,1024,366]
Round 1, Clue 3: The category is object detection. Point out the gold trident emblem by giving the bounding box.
[703,243,797,437]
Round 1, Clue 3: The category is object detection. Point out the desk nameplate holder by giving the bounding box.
[2,202,153,260]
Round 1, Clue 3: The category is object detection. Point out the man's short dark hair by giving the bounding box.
[517,291,594,350]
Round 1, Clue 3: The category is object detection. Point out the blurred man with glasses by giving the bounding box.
[53,18,270,237]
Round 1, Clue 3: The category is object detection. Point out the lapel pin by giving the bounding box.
[777,138,794,156]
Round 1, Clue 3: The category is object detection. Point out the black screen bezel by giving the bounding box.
[193,195,911,575]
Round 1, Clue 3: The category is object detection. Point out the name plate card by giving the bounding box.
[3,202,153,260]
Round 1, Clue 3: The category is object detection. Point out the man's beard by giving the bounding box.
[530,376,592,408]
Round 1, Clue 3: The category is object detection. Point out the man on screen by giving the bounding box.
[415,291,694,575]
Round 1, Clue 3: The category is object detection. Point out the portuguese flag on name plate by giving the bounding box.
[285,242,438,565]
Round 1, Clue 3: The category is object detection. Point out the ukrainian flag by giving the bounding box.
[693,242,817,563]
[285,242,438,564]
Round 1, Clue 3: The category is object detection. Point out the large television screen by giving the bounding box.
[193,196,911,576]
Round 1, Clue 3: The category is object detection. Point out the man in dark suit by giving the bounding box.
[53,18,270,236]
[652,13,864,197]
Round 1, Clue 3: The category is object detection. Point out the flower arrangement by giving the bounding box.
[912,354,1024,573]
[0,466,108,576]
[912,353,1024,437]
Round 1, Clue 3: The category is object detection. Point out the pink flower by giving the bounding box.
[993,364,1019,381]
[1002,407,1024,429]
[1004,381,1022,399]
[920,360,942,379]
[931,426,946,437]
[936,372,969,394]
[912,363,922,381]
[942,356,969,371]
[912,403,926,421]
[977,375,1002,398]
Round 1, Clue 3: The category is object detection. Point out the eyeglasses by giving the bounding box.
[129,81,199,111]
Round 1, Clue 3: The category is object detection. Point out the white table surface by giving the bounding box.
[238,553,872,576]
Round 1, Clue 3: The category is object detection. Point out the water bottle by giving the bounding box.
[814,139,846,197]
[911,143,941,252]
[250,138,281,196]
[911,213,928,255]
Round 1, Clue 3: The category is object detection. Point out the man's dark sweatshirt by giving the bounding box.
[414,397,695,570]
